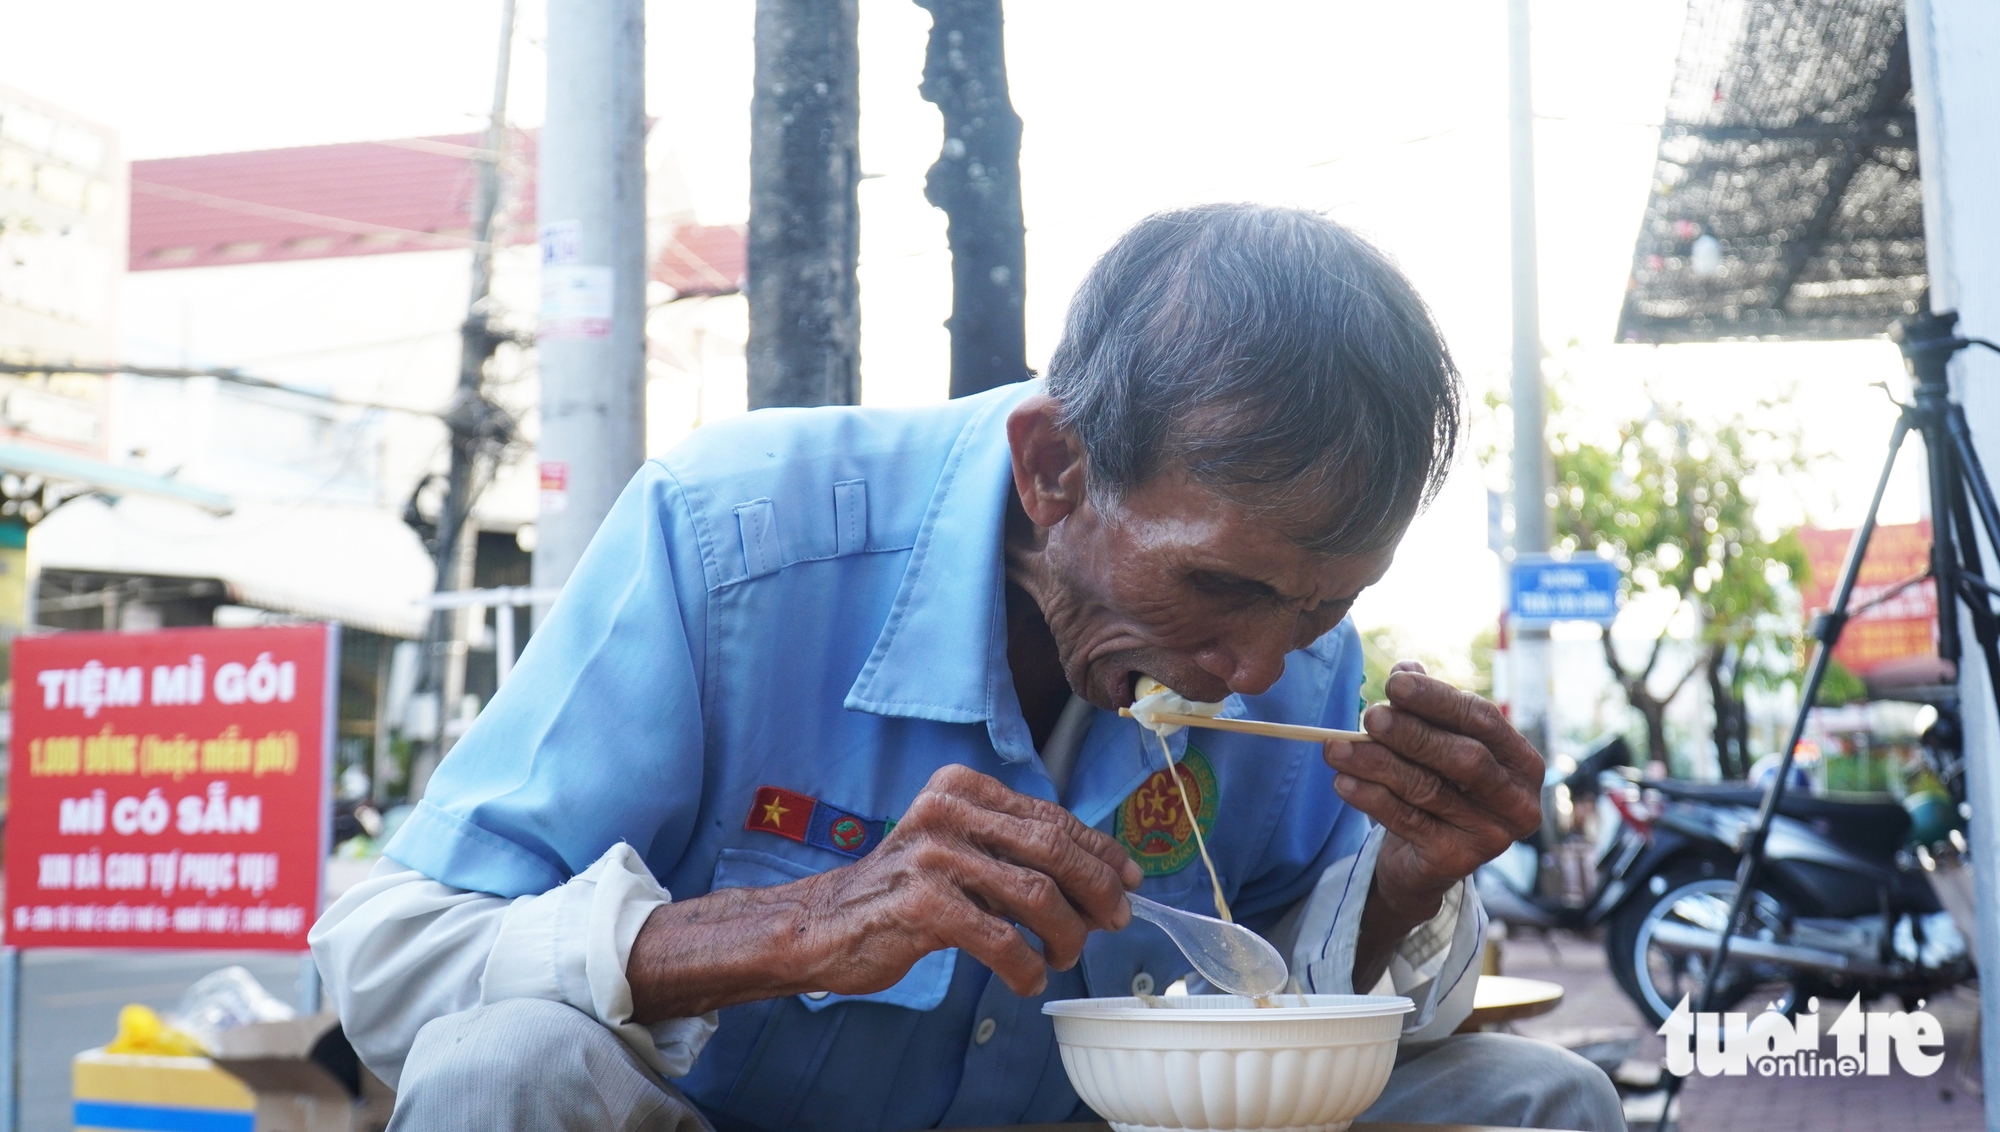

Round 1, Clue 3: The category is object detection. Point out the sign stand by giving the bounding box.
[0,946,16,1132]
[297,954,321,1017]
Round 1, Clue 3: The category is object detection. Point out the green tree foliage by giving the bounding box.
[1813,659,1868,707]
[1357,625,1468,705]
[1549,402,1808,774]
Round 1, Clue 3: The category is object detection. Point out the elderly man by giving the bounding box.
[314,205,1623,1132]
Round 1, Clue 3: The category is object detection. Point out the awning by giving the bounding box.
[32,495,435,638]
[1616,0,1923,343]
[0,442,234,514]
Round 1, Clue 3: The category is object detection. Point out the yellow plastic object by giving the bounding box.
[102,1004,207,1057]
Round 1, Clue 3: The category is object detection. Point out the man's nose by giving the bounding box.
[1193,629,1290,696]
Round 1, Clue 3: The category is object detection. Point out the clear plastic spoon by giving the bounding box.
[1126,893,1289,999]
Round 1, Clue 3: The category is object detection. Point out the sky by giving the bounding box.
[0,0,1923,702]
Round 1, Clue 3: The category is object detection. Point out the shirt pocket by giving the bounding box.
[708,847,958,1012]
[1078,871,1211,999]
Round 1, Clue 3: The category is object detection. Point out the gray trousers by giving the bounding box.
[389,999,1625,1132]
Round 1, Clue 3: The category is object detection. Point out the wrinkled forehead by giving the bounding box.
[1102,466,1406,581]
[1102,453,1417,561]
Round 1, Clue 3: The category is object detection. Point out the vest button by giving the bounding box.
[1130,972,1155,996]
[974,1017,997,1045]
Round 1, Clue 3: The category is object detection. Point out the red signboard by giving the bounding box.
[5,625,334,951]
[1798,521,1936,676]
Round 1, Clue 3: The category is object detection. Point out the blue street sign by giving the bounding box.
[1510,554,1622,625]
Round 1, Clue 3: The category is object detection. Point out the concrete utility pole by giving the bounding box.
[916,0,1028,399]
[413,0,518,792]
[1905,1,2000,1124]
[534,0,648,603]
[1507,0,1553,759]
[747,0,862,408]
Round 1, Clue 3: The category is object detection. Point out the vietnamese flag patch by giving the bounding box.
[744,786,895,859]
[748,786,814,842]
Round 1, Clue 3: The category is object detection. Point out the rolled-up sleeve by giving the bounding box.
[311,847,718,1088]
[309,858,500,1088]
[317,462,723,1084]
[481,843,717,1076]
[1277,825,1486,1039]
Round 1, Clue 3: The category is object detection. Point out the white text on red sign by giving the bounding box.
[33,652,300,719]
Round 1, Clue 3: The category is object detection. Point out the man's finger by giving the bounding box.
[951,854,1093,972]
[1381,671,1543,774]
[1331,773,1454,855]
[928,765,1143,891]
[918,790,1132,930]
[1348,732,1536,842]
[1330,739,1533,857]
[1324,739,1491,831]
[933,896,1051,997]
[1353,706,1519,804]
[1365,682,1544,813]
[1332,775,1500,882]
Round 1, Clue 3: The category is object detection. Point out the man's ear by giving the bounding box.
[1006,394,1088,528]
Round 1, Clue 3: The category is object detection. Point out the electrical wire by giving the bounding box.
[0,361,446,418]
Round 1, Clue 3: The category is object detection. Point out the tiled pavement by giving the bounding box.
[1500,930,1985,1132]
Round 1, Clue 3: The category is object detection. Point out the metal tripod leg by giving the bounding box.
[1652,412,1913,1129]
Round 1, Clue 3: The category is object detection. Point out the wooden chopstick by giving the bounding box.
[1117,708,1367,744]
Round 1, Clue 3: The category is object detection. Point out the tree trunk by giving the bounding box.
[1704,647,1735,779]
[916,0,1028,398]
[1603,629,1673,769]
[1731,674,1751,775]
[747,0,861,408]
[1633,694,1670,768]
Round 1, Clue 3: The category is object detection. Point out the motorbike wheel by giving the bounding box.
[1605,864,1808,1027]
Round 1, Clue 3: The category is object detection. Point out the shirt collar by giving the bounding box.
[845,381,1041,759]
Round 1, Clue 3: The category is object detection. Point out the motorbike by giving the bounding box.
[1596,711,1975,1026]
[1477,720,1976,1027]
[1475,734,1652,935]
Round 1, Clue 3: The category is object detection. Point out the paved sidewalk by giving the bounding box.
[1501,930,1984,1132]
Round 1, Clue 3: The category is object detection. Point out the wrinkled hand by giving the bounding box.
[798,764,1141,998]
[1323,662,1543,921]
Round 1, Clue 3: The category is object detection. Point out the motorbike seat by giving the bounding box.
[1651,780,1912,859]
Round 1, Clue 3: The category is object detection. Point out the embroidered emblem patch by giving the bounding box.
[745,786,894,859]
[1114,744,1218,876]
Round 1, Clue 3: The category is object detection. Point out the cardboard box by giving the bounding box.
[73,1050,256,1132]
[74,1013,392,1132]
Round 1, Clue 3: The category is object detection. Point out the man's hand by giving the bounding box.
[1322,662,1543,987]
[799,764,1141,997]
[628,764,1141,1022]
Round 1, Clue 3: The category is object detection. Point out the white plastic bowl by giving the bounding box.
[1043,994,1414,1132]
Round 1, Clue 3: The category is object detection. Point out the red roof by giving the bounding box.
[130,131,540,271]
[655,223,746,298]
[129,131,742,297]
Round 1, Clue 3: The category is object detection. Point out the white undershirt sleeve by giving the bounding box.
[309,844,718,1089]
[1264,825,1486,1039]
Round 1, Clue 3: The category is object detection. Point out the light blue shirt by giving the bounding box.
[387,380,1373,1131]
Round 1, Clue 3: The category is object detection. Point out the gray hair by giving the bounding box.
[1045,204,1460,555]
